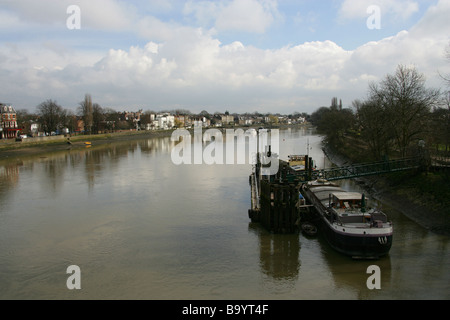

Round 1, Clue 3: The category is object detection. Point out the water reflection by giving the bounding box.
[248,223,300,282]
[0,137,177,198]
[0,162,21,212]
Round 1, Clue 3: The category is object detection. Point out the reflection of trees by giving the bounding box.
[81,137,175,192]
[0,162,21,211]
[0,136,177,201]
[249,223,300,281]
[41,156,68,193]
[82,142,135,191]
[139,137,174,155]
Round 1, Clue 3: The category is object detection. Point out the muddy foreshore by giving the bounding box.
[323,145,450,236]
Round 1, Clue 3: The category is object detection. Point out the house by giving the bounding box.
[221,115,234,125]
[174,115,186,128]
[76,119,85,134]
[30,122,39,134]
[0,104,21,139]
[156,113,175,130]
[238,116,253,126]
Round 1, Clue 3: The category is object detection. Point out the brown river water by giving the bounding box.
[0,128,448,299]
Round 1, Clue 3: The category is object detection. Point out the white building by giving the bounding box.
[156,114,175,130]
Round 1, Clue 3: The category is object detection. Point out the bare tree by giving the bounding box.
[78,94,93,134]
[103,107,119,132]
[61,109,77,134]
[368,65,440,157]
[354,99,393,160]
[37,99,64,135]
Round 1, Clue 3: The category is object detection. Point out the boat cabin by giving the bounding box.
[288,155,306,171]
[330,192,364,210]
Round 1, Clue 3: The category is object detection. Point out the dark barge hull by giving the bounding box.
[318,220,393,259]
[302,183,393,259]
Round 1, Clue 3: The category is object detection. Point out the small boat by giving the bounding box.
[301,179,393,259]
[84,142,92,146]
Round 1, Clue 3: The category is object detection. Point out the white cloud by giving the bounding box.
[216,0,278,33]
[410,0,450,38]
[183,1,218,27]
[1,0,449,113]
[184,0,280,34]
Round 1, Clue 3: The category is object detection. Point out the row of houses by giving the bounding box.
[0,103,308,139]
[131,113,306,130]
[115,112,240,130]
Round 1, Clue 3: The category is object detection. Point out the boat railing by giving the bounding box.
[331,210,391,229]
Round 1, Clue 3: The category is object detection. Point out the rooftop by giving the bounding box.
[332,192,364,201]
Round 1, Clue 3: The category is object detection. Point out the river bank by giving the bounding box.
[0,129,176,162]
[0,123,310,162]
[323,144,450,236]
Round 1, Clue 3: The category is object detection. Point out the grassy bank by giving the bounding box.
[324,138,450,235]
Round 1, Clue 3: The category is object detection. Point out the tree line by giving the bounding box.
[16,94,311,136]
[311,64,450,161]
[16,94,120,135]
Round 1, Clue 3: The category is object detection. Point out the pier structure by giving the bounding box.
[249,154,423,234]
[249,155,313,233]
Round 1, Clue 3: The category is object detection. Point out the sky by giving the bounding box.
[0,0,449,114]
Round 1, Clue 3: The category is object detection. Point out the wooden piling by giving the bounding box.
[259,169,300,234]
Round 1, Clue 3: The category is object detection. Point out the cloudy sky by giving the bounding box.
[0,0,449,114]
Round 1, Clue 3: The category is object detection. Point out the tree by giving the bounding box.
[268,114,279,124]
[16,109,36,136]
[310,104,356,149]
[321,108,355,147]
[199,110,210,119]
[37,99,64,134]
[439,43,450,88]
[310,107,329,126]
[104,108,120,132]
[78,94,93,134]
[354,99,393,159]
[140,111,153,129]
[92,103,104,134]
[62,109,77,134]
[428,92,450,155]
[368,65,440,157]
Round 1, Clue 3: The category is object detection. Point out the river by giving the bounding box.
[0,128,448,300]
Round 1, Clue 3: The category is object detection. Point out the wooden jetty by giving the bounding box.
[249,154,314,233]
[249,152,423,234]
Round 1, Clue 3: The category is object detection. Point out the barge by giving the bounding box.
[301,179,393,259]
